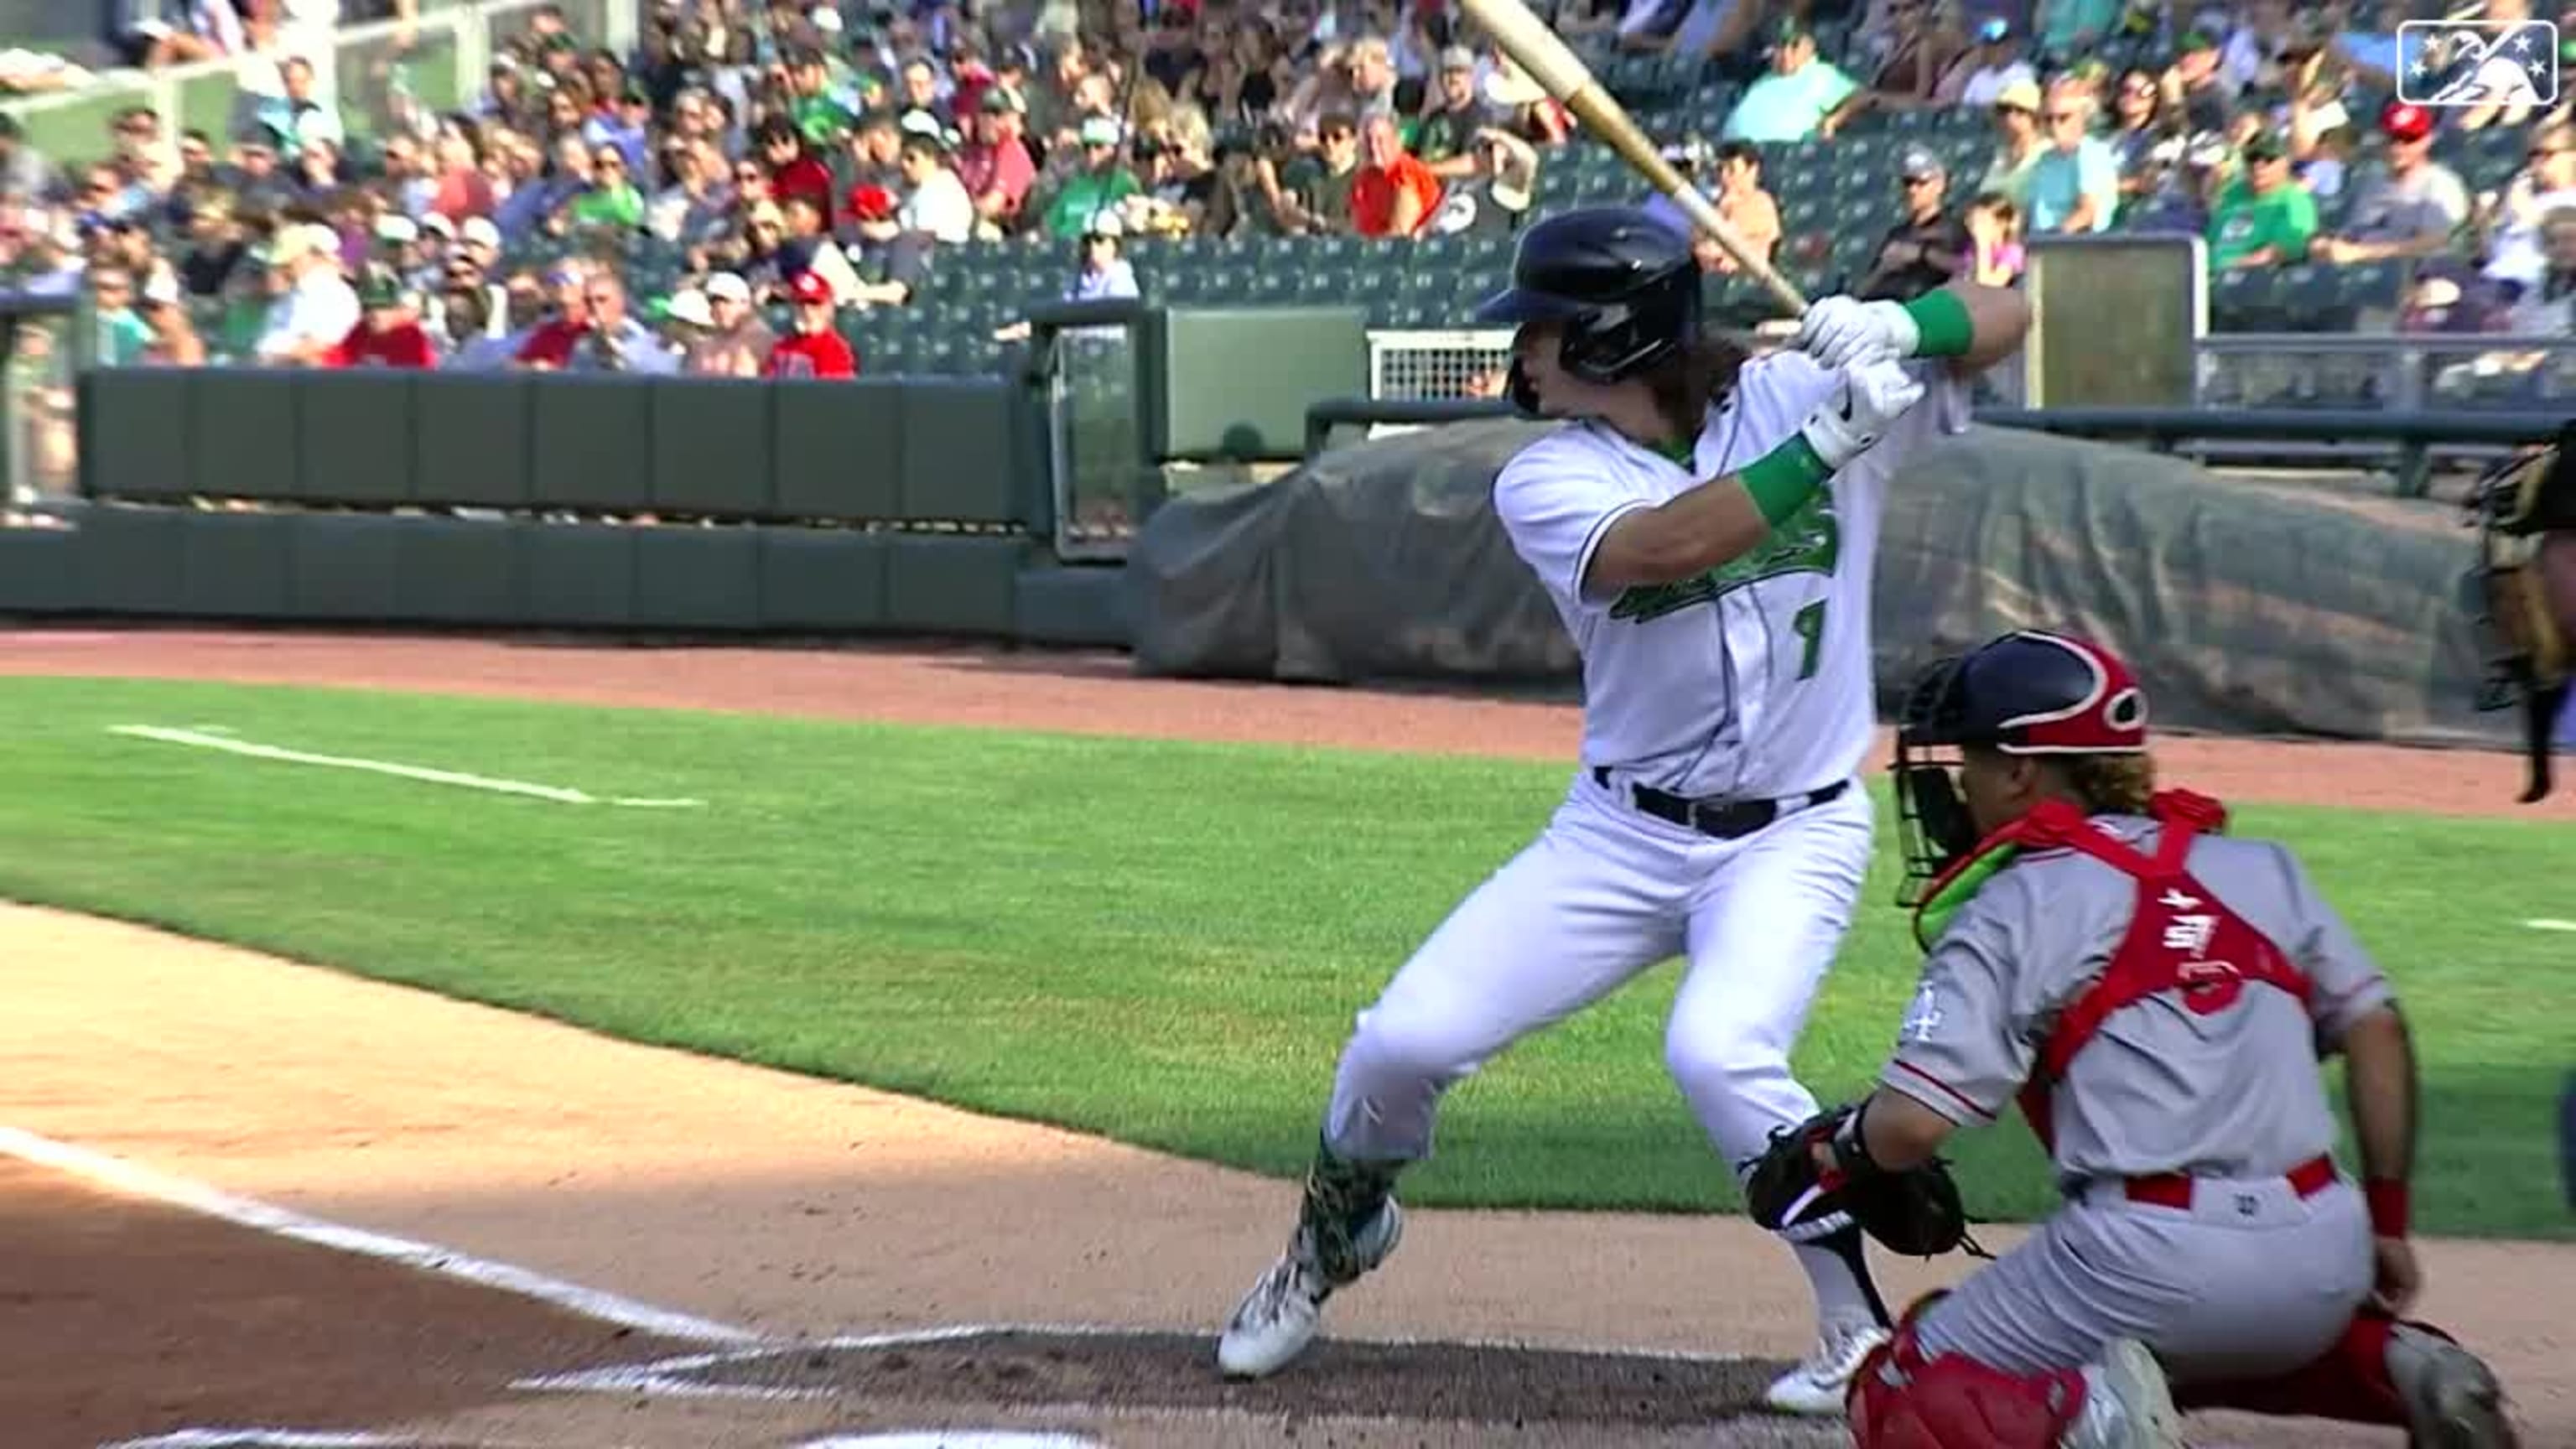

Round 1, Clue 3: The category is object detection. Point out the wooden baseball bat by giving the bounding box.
[1457,0,1810,317]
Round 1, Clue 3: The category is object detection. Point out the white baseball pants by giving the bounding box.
[1322,771,1874,1177]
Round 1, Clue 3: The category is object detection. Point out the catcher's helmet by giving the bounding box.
[1890,631,2149,903]
[1473,205,1701,413]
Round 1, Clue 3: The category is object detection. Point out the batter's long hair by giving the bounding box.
[2062,752,2159,817]
[1644,333,1756,441]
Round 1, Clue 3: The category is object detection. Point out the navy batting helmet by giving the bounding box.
[1473,206,1701,413]
[1891,631,2150,903]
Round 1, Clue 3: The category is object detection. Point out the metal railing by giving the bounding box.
[1302,396,2568,497]
[0,0,629,166]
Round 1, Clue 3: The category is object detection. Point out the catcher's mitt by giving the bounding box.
[1744,1102,1980,1259]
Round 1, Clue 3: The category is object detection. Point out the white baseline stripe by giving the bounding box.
[107,726,704,809]
[0,1125,759,1345]
[99,1423,407,1433]
[793,1423,1097,1433]
[2527,918,2576,932]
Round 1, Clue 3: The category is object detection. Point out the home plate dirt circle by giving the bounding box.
[512,1327,1850,1445]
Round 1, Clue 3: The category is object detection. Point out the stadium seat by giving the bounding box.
[1247,268,1299,304]
[2210,266,2293,331]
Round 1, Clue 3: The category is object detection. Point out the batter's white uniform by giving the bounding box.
[1322,351,1972,1182]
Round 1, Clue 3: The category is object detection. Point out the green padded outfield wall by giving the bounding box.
[75,369,1051,531]
[27,508,1058,640]
[53,366,1083,639]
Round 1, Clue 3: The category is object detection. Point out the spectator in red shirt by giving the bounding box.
[513,261,593,370]
[330,266,437,369]
[764,269,859,378]
[1350,112,1443,237]
[958,87,1038,231]
[756,116,837,216]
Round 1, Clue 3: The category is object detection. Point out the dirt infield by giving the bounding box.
[0,1159,683,1449]
[0,626,2568,1449]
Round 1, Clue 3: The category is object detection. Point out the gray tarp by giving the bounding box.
[1126,421,2512,750]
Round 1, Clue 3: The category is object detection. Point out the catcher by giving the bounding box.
[1744,628,2520,1448]
[2464,420,2576,802]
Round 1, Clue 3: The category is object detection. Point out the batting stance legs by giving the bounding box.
[1218,776,1887,1389]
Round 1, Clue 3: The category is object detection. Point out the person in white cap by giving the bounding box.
[138,270,209,367]
[994,210,1139,342]
[457,214,503,273]
[373,210,430,288]
[658,286,717,355]
[253,221,359,366]
[684,272,777,377]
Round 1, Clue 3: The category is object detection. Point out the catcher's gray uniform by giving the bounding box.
[1887,811,2392,1383]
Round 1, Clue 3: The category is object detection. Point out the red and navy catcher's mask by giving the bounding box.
[1891,630,2150,904]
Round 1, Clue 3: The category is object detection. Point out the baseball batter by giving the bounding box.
[1778,628,2518,1447]
[1213,205,2033,1415]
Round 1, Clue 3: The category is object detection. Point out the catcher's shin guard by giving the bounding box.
[1845,1317,2091,1449]
[2177,1309,2518,1443]
[2178,1310,2407,1424]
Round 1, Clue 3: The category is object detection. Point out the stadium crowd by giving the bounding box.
[0,0,2570,382]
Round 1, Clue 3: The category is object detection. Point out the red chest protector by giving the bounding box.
[2002,790,2317,1152]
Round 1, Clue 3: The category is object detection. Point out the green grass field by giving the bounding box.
[1,676,2568,1239]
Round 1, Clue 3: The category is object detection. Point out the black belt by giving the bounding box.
[1591,769,1849,841]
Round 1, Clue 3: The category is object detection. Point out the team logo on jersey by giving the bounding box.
[1900,980,1944,1043]
[1607,486,1841,624]
[2157,894,2247,1014]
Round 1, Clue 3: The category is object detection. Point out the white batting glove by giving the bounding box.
[1796,295,1921,371]
[1799,359,1926,473]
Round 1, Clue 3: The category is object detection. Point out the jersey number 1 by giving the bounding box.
[1792,600,1827,680]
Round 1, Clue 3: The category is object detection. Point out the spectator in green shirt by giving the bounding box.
[2206,132,2318,270]
[1039,115,1143,238]
[565,142,646,231]
[1720,19,1862,143]
[787,48,862,148]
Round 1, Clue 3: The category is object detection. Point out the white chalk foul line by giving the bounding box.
[107,726,705,809]
[793,1423,1097,1433]
[99,1423,407,1433]
[2526,918,2576,932]
[0,1125,760,1347]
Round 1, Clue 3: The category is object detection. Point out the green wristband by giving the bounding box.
[1740,432,1832,527]
[1900,288,1975,359]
